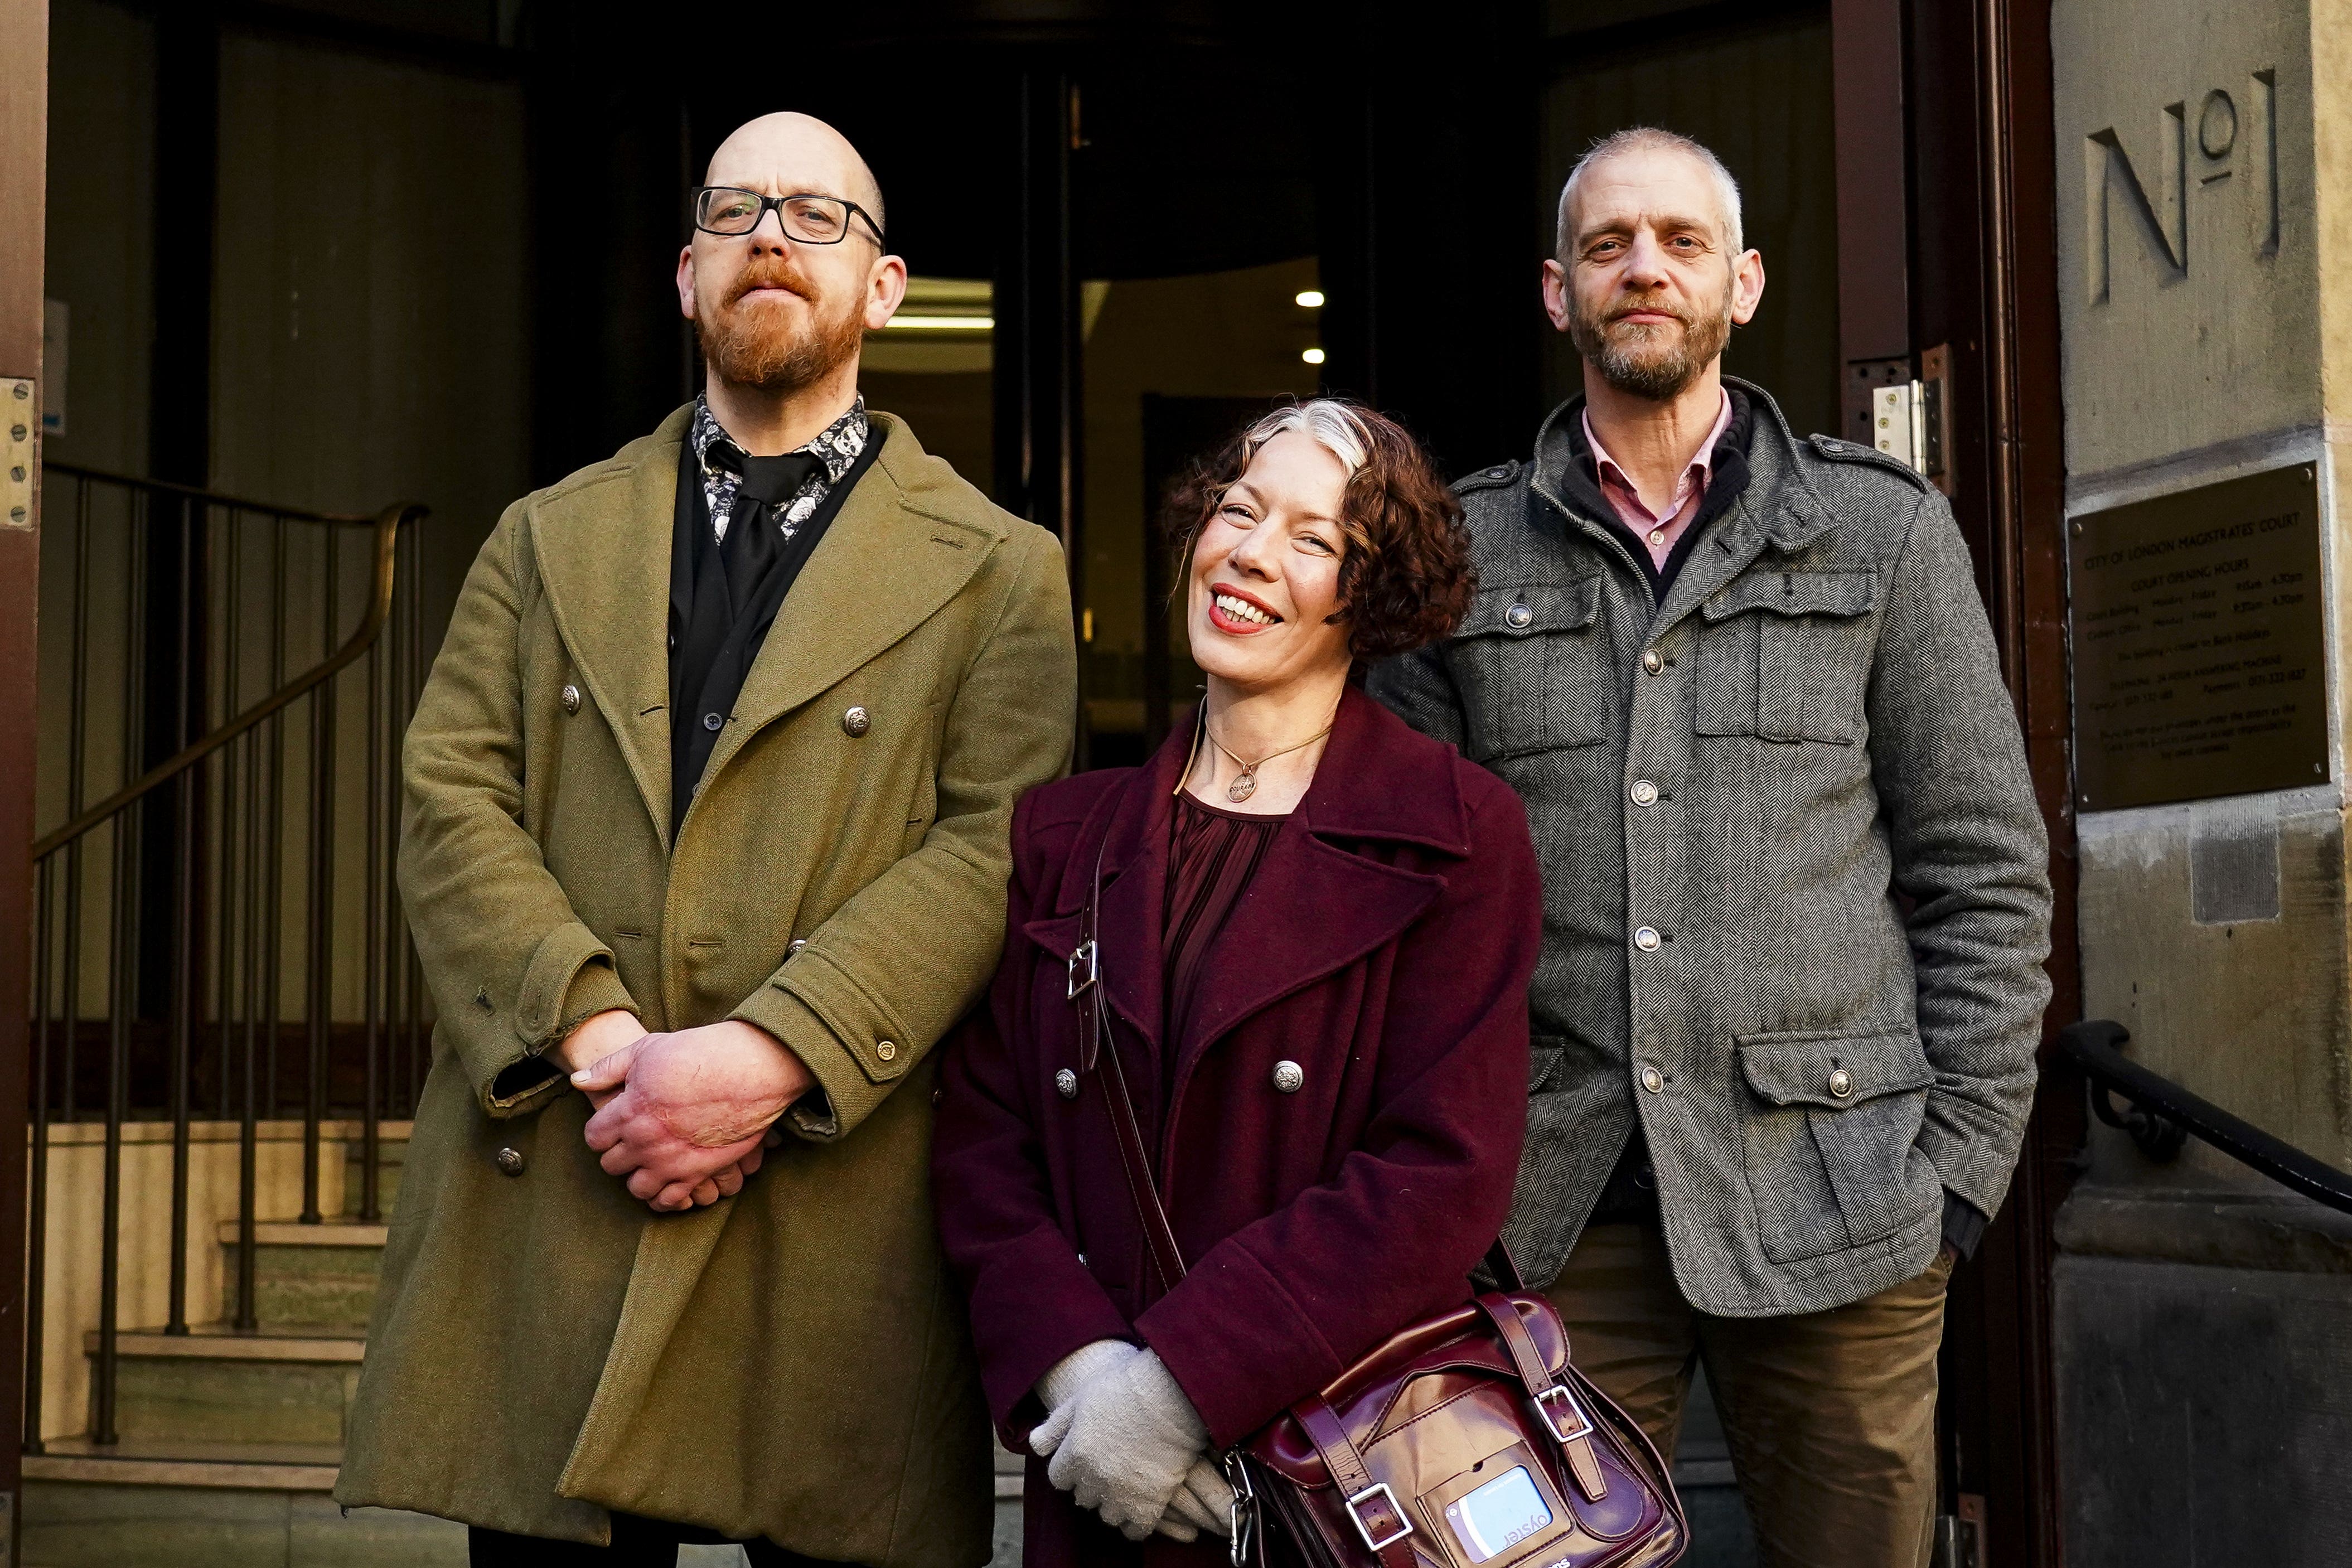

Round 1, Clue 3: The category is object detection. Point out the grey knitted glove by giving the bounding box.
[1030,1346,1208,1540]
[1156,1454,1236,1541]
[1030,1338,1140,1447]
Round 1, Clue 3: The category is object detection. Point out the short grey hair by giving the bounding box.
[1555,127,1744,257]
[1242,399,1373,480]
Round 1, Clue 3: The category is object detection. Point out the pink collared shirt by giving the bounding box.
[1582,389,1735,570]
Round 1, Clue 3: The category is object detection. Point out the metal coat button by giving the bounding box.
[787,938,807,956]
[1056,1068,1080,1100]
[841,705,871,737]
[1633,926,1662,952]
[1504,602,1533,630]
[559,684,581,715]
[1630,780,1659,807]
[493,1145,526,1177]
[702,711,723,732]
[1642,649,1664,675]
[1640,1067,1664,1095]
[875,1039,898,1063]
[1271,1060,1305,1093]
[1828,1068,1855,1098]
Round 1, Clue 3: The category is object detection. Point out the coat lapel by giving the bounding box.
[1020,725,1190,1058]
[530,406,691,844]
[1651,380,1840,638]
[694,415,995,791]
[1169,688,1461,1082]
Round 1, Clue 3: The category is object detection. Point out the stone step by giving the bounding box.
[83,1326,366,1448]
[217,1221,389,1331]
[21,1442,462,1568]
[341,1136,408,1219]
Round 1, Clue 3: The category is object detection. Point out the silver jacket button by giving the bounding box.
[1828,1068,1855,1098]
[1640,1067,1665,1094]
[1504,602,1534,629]
[1633,925,1662,952]
[1056,1068,1080,1100]
[559,684,581,715]
[787,938,807,956]
[493,1145,526,1177]
[841,705,871,737]
[1271,1060,1305,1093]
[1629,779,1659,807]
[1642,649,1664,675]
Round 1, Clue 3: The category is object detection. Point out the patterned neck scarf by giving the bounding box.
[689,394,869,543]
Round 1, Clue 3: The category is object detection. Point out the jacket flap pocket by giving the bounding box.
[1458,578,1601,638]
[1702,570,1876,623]
[1736,1028,1932,1109]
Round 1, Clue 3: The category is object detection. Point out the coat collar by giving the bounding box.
[529,407,998,844]
[1037,686,1466,1077]
[1526,376,1838,631]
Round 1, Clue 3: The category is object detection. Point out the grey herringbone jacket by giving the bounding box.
[1368,381,2051,1317]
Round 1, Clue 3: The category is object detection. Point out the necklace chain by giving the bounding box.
[1204,718,1335,804]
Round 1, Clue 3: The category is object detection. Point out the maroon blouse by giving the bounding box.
[1162,791,1286,1070]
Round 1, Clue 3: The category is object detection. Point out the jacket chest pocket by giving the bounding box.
[1695,571,1877,743]
[1445,578,1610,763]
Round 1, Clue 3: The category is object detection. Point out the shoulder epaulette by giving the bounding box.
[1804,433,1931,492]
[1453,459,1522,496]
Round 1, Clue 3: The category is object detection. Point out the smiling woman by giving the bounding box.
[933,397,1537,1565]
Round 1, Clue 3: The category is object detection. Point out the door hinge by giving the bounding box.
[4,379,33,530]
[1931,1493,1986,1568]
[1869,346,1955,496]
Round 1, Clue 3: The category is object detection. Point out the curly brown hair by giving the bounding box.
[1160,399,1477,661]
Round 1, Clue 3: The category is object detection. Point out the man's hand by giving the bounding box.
[554,1010,649,1111]
[575,1021,814,1212]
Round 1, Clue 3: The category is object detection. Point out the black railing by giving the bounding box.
[2059,1019,2352,1216]
[26,463,428,1451]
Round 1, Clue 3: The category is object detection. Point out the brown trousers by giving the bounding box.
[1543,1224,1954,1568]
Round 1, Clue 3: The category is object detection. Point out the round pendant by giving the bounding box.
[1226,768,1259,804]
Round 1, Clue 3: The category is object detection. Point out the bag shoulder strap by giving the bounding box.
[1074,821,1188,1293]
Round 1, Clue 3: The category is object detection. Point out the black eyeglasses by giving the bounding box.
[691,187,887,249]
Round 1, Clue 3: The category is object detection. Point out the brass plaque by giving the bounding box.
[2070,464,2326,811]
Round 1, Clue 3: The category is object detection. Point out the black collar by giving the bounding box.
[1551,386,1755,598]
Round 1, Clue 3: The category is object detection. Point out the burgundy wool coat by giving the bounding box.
[932,685,1541,1566]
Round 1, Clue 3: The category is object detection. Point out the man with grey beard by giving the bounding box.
[1369,128,2050,1567]
[338,112,1075,1566]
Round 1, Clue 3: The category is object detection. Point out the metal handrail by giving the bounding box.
[25,462,432,1456]
[29,487,427,860]
[2059,1019,2352,1215]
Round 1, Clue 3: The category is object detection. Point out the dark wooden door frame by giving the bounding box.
[1841,0,2080,1561]
[0,0,46,1548]
[992,65,1087,768]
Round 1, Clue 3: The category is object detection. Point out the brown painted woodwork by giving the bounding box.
[1903,0,2080,1561]
[0,0,49,1532]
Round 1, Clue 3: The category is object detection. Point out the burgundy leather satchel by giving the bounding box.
[1071,837,1687,1568]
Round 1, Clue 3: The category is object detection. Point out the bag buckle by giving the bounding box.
[1345,1482,1413,1552]
[1067,939,1097,999]
[1537,1385,1595,1444]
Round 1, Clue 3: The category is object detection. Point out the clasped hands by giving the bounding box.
[557,1009,811,1212]
[1029,1340,1233,1543]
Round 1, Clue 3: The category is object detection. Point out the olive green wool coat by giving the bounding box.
[335,407,1076,1564]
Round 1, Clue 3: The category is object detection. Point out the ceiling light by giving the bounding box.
[1295,290,1325,308]
[1301,347,1326,365]
[878,314,995,331]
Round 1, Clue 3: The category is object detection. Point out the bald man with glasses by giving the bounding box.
[337,112,1076,1568]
